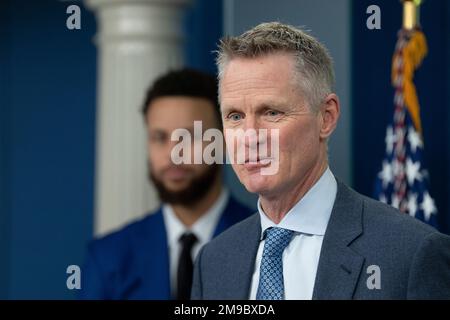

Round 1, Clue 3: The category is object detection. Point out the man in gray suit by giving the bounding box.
[191,22,450,300]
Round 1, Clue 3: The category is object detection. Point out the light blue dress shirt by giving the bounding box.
[249,168,337,300]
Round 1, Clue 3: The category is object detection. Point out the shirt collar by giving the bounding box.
[257,167,337,238]
[163,188,229,248]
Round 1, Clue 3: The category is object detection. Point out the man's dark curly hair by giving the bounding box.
[142,68,220,125]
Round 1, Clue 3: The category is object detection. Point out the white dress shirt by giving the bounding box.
[163,188,229,297]
[249,168,337,300]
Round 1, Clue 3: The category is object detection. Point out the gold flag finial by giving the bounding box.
[402,0,423,30]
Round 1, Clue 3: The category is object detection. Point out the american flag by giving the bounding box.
[374,29,438,227]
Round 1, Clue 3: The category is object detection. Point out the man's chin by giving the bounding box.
[162,182,191,193]
[150,164,220,206]
[161,176,191,186]
[242,178,273,195]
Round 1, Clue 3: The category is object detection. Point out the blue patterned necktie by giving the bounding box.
[256,227,295,300]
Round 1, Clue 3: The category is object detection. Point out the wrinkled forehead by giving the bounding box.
[221,52,297,83]
[219,54,304,110]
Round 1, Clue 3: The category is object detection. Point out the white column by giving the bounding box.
[86,0,190,236]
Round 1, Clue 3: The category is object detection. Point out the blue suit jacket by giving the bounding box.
[192,181,450,299]
[79,196,252,299]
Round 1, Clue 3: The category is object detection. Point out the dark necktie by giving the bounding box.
[176,232,198,300]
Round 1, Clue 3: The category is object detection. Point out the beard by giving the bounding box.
[149,163,220,206]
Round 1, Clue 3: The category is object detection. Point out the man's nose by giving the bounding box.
[242,117,267,149]
[242,115,258,131]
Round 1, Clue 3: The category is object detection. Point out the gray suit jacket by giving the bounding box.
[192,181,450,299]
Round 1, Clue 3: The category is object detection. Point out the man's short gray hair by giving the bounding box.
[216,22,335,112]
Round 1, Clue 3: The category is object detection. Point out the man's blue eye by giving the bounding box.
[230,113,242,121]
[267,110,280,116]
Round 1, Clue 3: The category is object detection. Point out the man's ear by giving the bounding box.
[319,93,340,139]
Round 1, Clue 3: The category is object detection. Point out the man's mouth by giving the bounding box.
[243,157,273,169]
[164,168,191,180]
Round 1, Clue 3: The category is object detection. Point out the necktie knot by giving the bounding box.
[179,232,198,248]
[263,227,294,256]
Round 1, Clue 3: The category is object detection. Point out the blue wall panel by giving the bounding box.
[0,0,13,299]
[184,0,223,74]
[2,0,96,298]
[352,0,449,234]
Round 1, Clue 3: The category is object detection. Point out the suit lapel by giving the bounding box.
[139,209,171,299]
[225,213,261,299]
[312,181,365,299]
[213,196,248,237]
